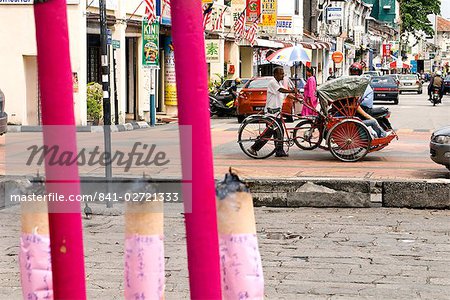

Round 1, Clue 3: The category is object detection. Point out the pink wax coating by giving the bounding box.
[33,0,86,298]
[220,234,264,300]
[124,235,165,300]
[19,233,53,300]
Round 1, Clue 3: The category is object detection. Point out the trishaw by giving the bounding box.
[237,76,398,162]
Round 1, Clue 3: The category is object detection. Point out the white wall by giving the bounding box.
[0,3,85,125]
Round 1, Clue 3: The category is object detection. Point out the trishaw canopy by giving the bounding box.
[317,76,370,111]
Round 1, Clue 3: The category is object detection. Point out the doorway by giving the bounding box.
[126,37,138,121]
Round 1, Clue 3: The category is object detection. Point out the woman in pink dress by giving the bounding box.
[301,68,318,116]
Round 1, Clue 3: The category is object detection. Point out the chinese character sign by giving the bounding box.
[276,16,293,35]
[231,0,246,22]
[261,0,276,34]
[205,40,220,63]
[246,0,260,24]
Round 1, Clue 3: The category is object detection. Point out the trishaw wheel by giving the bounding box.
[293,119,323,150]
[238,116,280,159]
[327,120,371,162]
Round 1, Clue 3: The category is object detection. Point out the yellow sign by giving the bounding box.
[261,0,276,27]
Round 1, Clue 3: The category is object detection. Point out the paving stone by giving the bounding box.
[1,204,449,299]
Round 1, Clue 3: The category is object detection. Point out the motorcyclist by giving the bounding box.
[349,63,364,76]
[228,78,242,99]
[428,71,444,102]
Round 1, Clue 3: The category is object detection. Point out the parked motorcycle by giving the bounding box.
[209,86,237,117]
[431,87,442,106]
[360,106,393,130]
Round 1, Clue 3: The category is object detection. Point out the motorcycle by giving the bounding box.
[209,86,237,117]
[360,106,393,131]
[431,87,442,106]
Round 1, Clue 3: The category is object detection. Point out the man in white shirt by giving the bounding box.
[248,67,298,157]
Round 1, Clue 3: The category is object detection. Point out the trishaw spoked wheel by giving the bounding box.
[327,120,371,162]
[238,116,280,159]
[293,119,323,150]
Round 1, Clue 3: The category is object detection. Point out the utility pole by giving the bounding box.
[100,0,113,207]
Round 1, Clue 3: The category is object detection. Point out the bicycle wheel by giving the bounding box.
[327,120,371,162]
[292,119,323,150]
[237,116,281,159]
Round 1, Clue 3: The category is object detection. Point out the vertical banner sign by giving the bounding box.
[382,44,391,58]
[164,37,177,106]
[205,40,220,63]
[261,0,276,35]
[231,0,246,22]
[246,0,261,24]
[142,21,160,67]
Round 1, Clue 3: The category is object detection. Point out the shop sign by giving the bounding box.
[0,0,80,4]
[276,16,293,35]
[164,37,177,106]
[142,21,160,68]
[161,0,171,26]
[205,40,220,63]
[0,0,32,3]
[246,0,261,24]
[382,44,391,57]
[231,0,246,22]
[326,7,342,21]
[261,0,276,34]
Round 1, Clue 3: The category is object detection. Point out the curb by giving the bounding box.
[6,121,160,133]
[1,176,449,210]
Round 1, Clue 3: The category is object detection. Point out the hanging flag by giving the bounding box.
[245,20,258,46]
[203,3,214,30]
[234,9,246,39]
[144,0,157,25]
[213,6,227,31]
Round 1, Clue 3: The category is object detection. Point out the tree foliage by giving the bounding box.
[400,0,441,38]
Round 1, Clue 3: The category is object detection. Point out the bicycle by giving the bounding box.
[237,99,323,159]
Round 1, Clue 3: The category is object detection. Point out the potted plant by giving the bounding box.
[86,82,103,125]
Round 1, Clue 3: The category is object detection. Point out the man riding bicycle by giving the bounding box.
[248,67,298,157]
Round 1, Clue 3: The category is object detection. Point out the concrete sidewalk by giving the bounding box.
[1,203,449,299]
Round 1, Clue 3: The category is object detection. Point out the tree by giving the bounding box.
[399,0,441,39]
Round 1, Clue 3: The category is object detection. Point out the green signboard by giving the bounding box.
[142,20,160,68]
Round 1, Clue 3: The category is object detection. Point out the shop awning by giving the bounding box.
[298,41,331,50]
[390,61,411,69]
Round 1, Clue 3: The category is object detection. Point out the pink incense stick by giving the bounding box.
[34,0,86,299]
[171,0,222,298]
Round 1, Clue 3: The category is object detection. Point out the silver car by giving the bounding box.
[398,74,422,94]
[0,89,7,135]
[430,126,450,171]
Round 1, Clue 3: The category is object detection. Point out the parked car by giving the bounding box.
[370,76,400,104]
[236,77,294,123]
[0,89,7,135]
[398,74,423,94]
[387,74,400,86]
[443,75,450,94]
[363,70,382,78]
[430,126,450,171]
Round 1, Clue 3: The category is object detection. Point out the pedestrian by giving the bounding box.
[248,67,298,158]
[301,67,318,116]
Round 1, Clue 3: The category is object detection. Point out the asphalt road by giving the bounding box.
[1,90,449,180]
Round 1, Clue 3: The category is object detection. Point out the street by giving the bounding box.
[3,90,449,181]
[1,87,449,300]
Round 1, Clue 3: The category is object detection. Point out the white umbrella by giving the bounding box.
[267,45,311,66]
